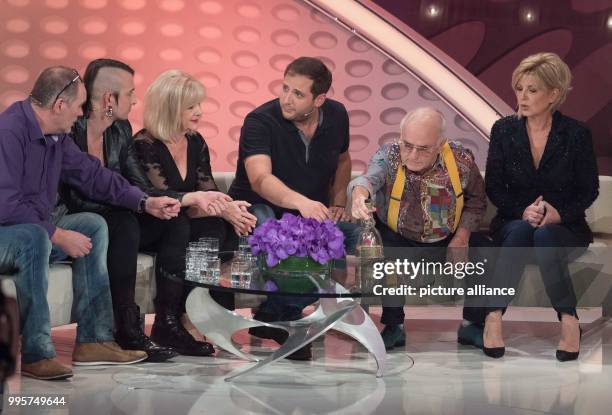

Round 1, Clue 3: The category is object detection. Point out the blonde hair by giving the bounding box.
[511,52,572,115]
[143,69,205,142]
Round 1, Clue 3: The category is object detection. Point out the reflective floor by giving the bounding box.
[5,307,612,415]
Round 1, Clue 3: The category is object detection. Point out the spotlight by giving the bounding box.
[426,4,441,19]
[607,15,612,30]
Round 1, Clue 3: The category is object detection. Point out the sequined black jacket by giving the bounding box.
[60,117,184,214]
[485,111,599,240]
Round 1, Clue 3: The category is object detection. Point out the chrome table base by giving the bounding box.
[186,286,386,381]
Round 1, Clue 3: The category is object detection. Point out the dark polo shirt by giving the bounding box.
[228,98,349,216]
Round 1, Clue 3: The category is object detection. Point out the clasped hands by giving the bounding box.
[522,195,561,227]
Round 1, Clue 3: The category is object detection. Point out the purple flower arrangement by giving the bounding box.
[248,213,345,267]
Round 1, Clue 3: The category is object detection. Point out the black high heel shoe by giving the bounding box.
[556,326,582,362]
[483,345,505,359]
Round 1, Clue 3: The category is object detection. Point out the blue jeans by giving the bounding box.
[487,220,589,320]
[0,213,115,363]
[250,204,360,320]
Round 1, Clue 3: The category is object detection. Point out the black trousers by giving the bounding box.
[102,211,188,318]
[485,220,589,320]
[377,220,491,326]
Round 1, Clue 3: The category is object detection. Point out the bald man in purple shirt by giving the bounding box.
[0,66,180,380]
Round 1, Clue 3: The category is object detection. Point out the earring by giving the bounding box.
[105,106,113,117]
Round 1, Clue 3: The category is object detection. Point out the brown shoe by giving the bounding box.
[21,358,73,380]
[72,342,147,366]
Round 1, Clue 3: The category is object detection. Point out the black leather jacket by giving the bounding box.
[60,117,184,214]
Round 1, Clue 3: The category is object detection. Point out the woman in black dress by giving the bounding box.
[483,53,599,361]
[133,69,257,353]
[62,59,233,358]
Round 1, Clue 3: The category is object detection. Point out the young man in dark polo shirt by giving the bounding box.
[228,56,358,360]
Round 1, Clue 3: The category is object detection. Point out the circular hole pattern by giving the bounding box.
[46,0,69,8]
[118,45,145,60]
[196,47,221,64]
[233,26,260,43]
[454,115,475,132]
[118,0,145,10]
[378,132,397,146]
[309,31,337,49]
[198,25,222,39]
[6,19,30,33]
[79,0,107,9]
[79,17,107,35]
[0,90,28,109]
[40,41,68,60]
[272,4,300,21]
[381,83,409,100]
[310,8,331,24]
[200,1,223,14]
[202,97,220,114]
[232,51,259,68]
[382,59,404,75]
[344,85,372,103]
[271,29,299,47]
[270,54,294,72]
[345,60,373,78]
[347,35,371,52]
[159,48,183,61]
[268,79,283,96]
[227,150,239,167]
[418,85,439,101]
[2,40,30,58]
[237,3,261,18]
[230,76,259,94]
[350,135,370,152]
[41,17,69,34]
[200,121,219,138]
[0,66,29,84]
[348,110,371,127]
[230,101,255,118]
[159,0,184,12]
[79,43,107,60]
[380,108,406,126]
[229,126,241,142]
[160,23,184,37]
[120,20,146,36]
[352,159,367,173]
[327,86,335,97]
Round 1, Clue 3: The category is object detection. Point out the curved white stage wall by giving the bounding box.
[0,0,513,171]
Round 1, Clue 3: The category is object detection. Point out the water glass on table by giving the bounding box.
[231,258,252,288]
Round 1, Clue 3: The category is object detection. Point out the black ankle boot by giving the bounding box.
[114,304,178,363]
[248,310,312,361]
[150,306,215,357]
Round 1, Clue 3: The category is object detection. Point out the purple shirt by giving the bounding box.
[0,99,144,237]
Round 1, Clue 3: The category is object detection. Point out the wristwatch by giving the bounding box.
[137,195,149,213]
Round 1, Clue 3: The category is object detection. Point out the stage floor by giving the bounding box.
[5,306,612,415]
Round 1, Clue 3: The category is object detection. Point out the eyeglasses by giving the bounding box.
[398,139,437,155]
[52,72,81,104]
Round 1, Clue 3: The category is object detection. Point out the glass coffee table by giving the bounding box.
[184,251,385,382]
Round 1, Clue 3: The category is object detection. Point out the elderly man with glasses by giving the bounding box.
[0,66,181,380]
[348,107,489,350]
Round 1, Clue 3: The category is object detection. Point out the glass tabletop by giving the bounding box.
[184,251,372,298]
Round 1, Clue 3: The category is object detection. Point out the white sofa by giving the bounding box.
[2,173,612,326]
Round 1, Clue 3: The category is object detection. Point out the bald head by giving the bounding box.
[90,67,130,104]
[30,66,81,107]
[400,107,445,143]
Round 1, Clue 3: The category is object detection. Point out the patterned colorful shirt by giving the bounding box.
[348,142,486,242]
